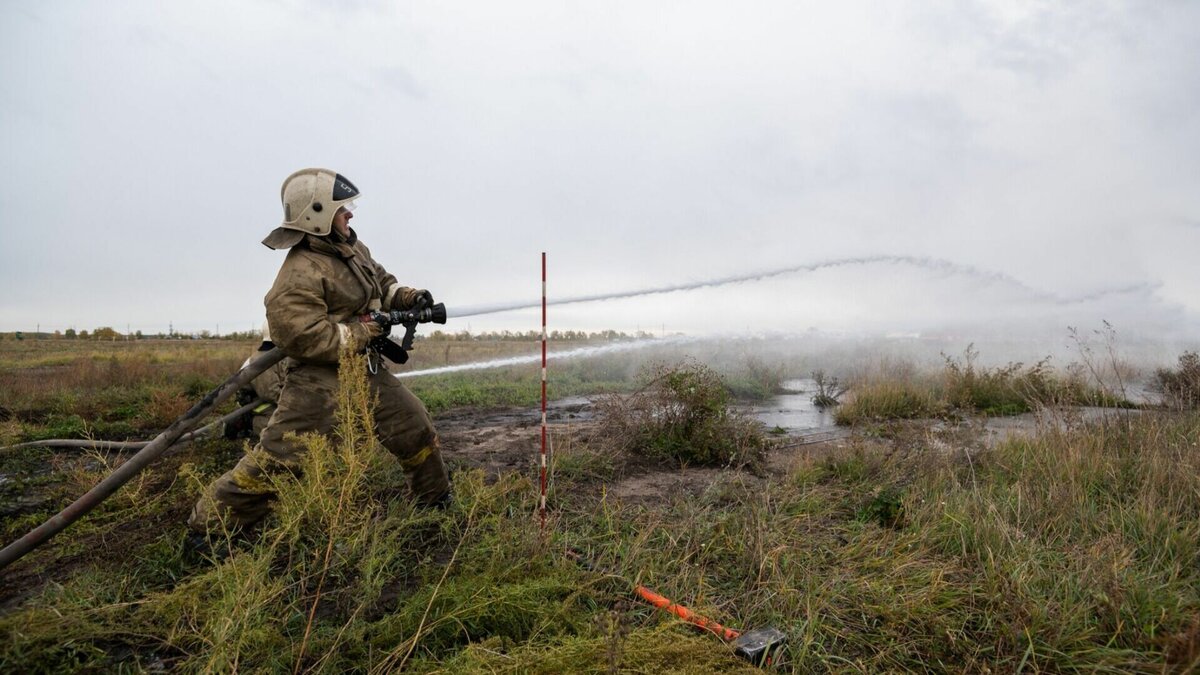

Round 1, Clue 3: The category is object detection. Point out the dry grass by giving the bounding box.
[835,345,1139,425]
[1,339,1197,671]
[0,340,251,445]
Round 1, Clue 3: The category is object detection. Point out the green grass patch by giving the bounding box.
[407,363,637,415]
[835,381,942,424]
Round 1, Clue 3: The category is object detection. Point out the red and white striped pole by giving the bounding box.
[539,252,548,532]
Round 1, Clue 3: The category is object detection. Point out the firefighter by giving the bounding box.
[189,168,449,537]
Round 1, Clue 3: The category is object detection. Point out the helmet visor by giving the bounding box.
[333,174,360,201]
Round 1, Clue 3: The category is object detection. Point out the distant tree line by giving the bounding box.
[0,328,264,341]
[0,328,655,342]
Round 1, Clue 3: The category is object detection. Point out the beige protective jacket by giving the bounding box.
[264,230,423,365]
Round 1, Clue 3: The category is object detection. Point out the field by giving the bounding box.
[1,336,1198,672]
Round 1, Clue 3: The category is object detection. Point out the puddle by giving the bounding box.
[744,378,837,432]
[980,406,1149,447]
[469,381,837,435]
[1118,382,1162,406]
[547,396,594,422]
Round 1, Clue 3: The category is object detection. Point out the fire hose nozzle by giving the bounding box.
[424,302,448,325]
[387,302,447,326]
[362,302,448,328]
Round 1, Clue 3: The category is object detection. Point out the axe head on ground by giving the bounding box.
[732,626,787,667]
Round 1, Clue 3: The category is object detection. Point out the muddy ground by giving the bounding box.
[433,396,1110,506]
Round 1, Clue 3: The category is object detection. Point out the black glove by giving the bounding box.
[235,387,257,407]
[416,289,434,309]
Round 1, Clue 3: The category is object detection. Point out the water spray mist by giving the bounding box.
[448,254,1154,319]
[396,335,697,379]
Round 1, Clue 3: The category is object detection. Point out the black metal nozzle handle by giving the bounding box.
[386,302,447,326]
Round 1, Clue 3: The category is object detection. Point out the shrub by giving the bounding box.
[941,344,1054,416]
[811,369,847,408]
[1153,351,1200,409]
[596,360,767,470]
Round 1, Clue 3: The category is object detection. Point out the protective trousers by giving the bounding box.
[188,361,447,532]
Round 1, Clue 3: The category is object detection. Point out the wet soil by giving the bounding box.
[436,396,593,477]
[435,393,855,508]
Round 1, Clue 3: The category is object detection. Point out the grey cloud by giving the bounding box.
[372,66,426,99]
[1,0,1198,344]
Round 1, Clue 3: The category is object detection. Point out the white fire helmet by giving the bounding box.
[263,168,360,249]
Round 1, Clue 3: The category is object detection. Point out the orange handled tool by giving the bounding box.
[567,548,787,668]
[634,584,741,642]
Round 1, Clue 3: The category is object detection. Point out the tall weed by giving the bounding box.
[1153,351,1200,409]
[835,380,942,424]
[942,344,1053,415]
[596,361,767,470]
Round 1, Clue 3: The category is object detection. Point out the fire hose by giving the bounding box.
[0,347,287,570]
[0,397,267,453]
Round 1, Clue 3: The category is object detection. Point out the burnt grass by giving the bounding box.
[1,339,1198,672]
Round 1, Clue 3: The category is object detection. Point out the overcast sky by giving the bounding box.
[2,1,1198,341]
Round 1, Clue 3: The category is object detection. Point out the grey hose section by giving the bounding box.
[768,426,851,450]
[0,347,287,571]
[0,398,268,453]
